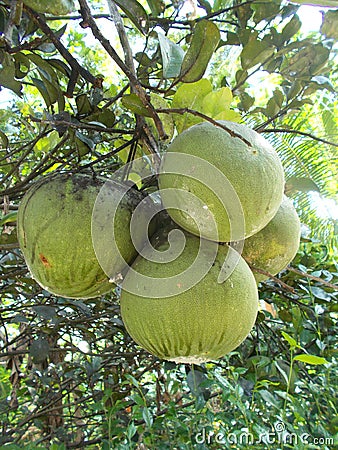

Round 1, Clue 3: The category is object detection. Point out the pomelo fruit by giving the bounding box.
[242,196,301,283]
[158,120,285,242]
[17,173,152,299]
[120,231,258,364]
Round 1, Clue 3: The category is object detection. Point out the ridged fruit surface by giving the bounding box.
[158,121,284,242]
[242,196,301,282]
[17,173,148,299]
[120,232,258,364]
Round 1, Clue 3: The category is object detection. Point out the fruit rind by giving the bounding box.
[120,233,259,363]
[242,195,301,283]
[159,120,285,242]
[17,173,148,299]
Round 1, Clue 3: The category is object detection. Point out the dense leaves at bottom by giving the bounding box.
[0,240,336,448]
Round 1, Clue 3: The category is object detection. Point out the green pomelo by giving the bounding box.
[242,196,301,283]
[120,232,259,364]
[17,173,151,299]
[158,121,285,242]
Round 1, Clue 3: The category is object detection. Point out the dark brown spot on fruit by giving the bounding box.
[39,253,51,268]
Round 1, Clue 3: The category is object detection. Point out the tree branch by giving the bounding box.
[106,0,135,78]
[157,107,253,147]
[3,0,23,45]
[260,128,338,148]
[77,0,166,148]
[287,266,338,291]
[24,4,100,87]
[250,266,296,293]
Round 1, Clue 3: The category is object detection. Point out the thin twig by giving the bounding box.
[260,128,338,147]
[77,0,166,147]
[287,266,338,291]
[24,5,99,87]
[250,266,296,293]
[107,0,136,78]
[28,115,134,134]
[157,107,253,147]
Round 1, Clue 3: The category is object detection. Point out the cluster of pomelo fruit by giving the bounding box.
[17,120,301,364]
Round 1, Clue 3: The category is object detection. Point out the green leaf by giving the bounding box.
[286,80,303,100]
[146,0,164,16]
[142,406,153,427]
[285,176,320,194]
[187,368,208,397]
[75,130,95,153]
[0,130,9,148]
[258,389,282,408]
[158,33,185,79]
[114,0,149,34]
[31,77,53,107]
[180,19,220,83]
[294,354,329,365]
[33,131,61,154]
[85,110,116,128]
[121,93,152,117]
[321,10,338,39]
[281,15,301,42]
[76,94,92,115]
[0,54,22,96]
[281,331,299,350]
[147,92,175,141]
[0,211,17,226]
[241,39,275,70]
[202,86,233,117]
[172,78,212,132]
[29,338,50,363]
[23,0,75,15]
[251,0,280,23]
[33,306,56,320]
[201,86,241,122]
[310,286,332,301]
[235,69,248,85]
[13,53,31,79]
[238,92,255,111]
[127,421,137,440]
[265,88,284,118]
[310,76,335,93]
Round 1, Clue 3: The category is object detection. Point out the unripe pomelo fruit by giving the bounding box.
[17,173,152,299]
[120,232,258,364]
[242,196,301,283]
[158,121,285,242]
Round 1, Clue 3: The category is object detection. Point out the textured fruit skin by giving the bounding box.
[17,173,146,299]
[120,233,258,364]
[242,196,301,283]
[158,121,284,242]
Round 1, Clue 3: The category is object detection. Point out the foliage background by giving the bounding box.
[0,0,337,448]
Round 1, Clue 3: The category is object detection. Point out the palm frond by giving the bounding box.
[258,104,338,250]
